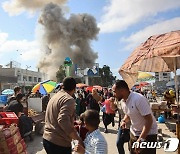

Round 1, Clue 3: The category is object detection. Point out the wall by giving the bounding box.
[0,68,15,76]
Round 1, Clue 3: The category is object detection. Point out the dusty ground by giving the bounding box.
[26,112,178,154]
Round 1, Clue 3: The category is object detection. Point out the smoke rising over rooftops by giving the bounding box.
[3,0,100,80]
[38,3,99,79]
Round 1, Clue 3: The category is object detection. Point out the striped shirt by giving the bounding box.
[84,129,107,154]
[121,92,157,136]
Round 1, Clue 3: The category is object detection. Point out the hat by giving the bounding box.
[169,90,175,97]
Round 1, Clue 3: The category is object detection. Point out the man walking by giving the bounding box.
[112,80,157,154]
[43,77,83,154]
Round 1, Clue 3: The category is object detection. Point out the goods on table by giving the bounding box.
[0,124,27,154]
[160,101,167,106]
[150,103,159,110]
[159,105,167,110]
[150,103,168,110]
[28,109,38,117]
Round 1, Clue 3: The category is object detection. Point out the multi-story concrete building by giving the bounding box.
[0,61,47,92]
[155,72,171,81]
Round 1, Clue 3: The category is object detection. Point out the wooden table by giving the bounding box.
[152,108,171,112]
[30,112,45,135]
[30,112,45,124]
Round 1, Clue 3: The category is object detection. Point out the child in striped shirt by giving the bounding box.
[74,109,107,154]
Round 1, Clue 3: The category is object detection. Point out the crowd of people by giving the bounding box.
[2,86,34,140]
[42,77,159,154]
[2,76,177,154]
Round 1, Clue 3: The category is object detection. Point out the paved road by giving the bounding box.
[26,113,178,154]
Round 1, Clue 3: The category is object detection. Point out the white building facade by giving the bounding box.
[155,72,171,81]
[0,64,47,91]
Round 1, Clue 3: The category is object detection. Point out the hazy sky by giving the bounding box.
[0,0,180,79]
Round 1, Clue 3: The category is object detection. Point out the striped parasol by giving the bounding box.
[32,80,57,95]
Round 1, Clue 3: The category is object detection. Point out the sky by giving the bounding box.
[0,0,180,79]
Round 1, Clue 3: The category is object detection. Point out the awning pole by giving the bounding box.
[174,57,180,154]
[173,57,179,106]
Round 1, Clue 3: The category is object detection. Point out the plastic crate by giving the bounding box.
[0,112,18,125]
[0,95,8,104]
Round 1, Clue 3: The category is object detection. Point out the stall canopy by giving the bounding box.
[119,30,180,99]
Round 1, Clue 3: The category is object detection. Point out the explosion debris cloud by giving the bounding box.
[38,3,99,79]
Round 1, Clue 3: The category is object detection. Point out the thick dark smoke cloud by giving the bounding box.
[38,3,99,79]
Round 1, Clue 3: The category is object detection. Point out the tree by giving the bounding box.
[100,65,116,87]
[89,65,116,87]
[56,65,66,82]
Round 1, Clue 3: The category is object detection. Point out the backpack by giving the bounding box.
[18,114,33,137]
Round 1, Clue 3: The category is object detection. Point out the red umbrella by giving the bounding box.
[86,86,93,92]
[76,83,88,88]
[93,85,103,91]
[133,82,149,89]
[139,82,149,87]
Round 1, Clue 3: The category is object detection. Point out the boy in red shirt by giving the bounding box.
[74,113,88,141]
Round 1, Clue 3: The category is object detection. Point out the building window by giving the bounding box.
[29,76,32,82]
[34,77,37,82]
[23,75,27,81]
[38,78,41,82]
[17,75,21,81]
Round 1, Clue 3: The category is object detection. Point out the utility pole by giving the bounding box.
[24,65,31,93]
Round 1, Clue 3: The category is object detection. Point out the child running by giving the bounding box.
[74,113,88,141]
[74,109,107,154]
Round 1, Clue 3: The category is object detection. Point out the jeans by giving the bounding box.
[43,139,71,154]
[116,128,126,154]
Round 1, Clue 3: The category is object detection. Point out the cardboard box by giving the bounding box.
[10,124,19,136]
[0,149,9,154]
[10,139,26,154]
[0,128,11,142]
[6,131,21,146]
[0,137,14,153]
[0,129,22,154]
[0,124,19,142]
[0,125,5,130]
[20,150,28,154]
[150,103,159,110]
[0,140,10,154]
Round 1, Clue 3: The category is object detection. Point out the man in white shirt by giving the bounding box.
[74,109,107,154]
[112,80,157,154]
